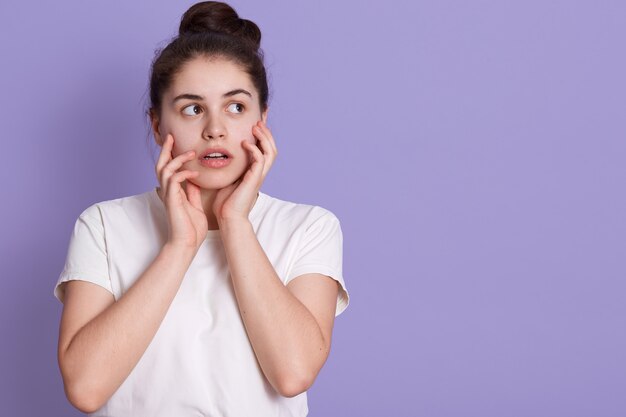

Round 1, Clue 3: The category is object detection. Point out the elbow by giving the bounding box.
[64,380,108,414]
[274,345,330,397]
[274,371,315,398]
[59,356,108,413]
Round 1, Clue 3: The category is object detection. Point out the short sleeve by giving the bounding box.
[54,205,114,303]
[286,210,350,317]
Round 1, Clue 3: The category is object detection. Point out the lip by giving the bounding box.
[198,146,233,169]
[199,147,233,159]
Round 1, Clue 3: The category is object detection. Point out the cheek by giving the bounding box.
[167,131,195,157]
[240,125,257,145]
[238,135,256,159]
[231,117,258,143]
[171,144,186,158]
[159,116,197,156]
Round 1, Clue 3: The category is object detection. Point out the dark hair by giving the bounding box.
[148,1,268,120]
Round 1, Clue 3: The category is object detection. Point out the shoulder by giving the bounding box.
[256,191,341,230]
[77,189,156,222]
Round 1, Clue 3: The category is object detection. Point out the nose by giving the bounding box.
[202,114,226,140]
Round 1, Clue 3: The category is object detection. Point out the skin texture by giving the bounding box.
[57,57,340,412]
[151,57,269,231]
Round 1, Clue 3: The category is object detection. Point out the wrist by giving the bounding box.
[217,217,253,234]
[162,241,197,263]
[215,192,259,232]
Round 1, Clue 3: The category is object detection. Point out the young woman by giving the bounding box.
[53,2,349,416]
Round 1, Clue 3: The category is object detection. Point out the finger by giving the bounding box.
[242,141,266,182]
[165,170,199,199]
[250,128,274,179]
[160,151,196,195]
[252,125,276,175]
[155,134,173,177]
[256,120,276,152]
[165,150,196,175]
[257,121,277,155]
[186,179,203,211]
[245,139,265,166]
[252,125,274,157]
[156,135,180,196]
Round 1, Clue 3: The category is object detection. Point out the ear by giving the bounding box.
[149,109,163,146]
[261,107,269,124]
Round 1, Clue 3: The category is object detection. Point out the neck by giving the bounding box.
[199,187,219,230]
[155,182,219,230]
[155,183,258,231]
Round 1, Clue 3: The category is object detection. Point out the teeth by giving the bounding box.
[205,152,227,159]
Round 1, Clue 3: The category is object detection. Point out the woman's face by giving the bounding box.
[152,56,267,190]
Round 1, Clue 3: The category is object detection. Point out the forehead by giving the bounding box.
[168,57,256,99]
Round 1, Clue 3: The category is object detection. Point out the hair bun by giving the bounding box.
[179,1,261,49]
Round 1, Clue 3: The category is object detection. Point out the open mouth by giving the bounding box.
[199,148,233,168]
[203,153,229,159]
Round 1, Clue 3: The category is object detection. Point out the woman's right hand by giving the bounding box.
[156,134,208,250]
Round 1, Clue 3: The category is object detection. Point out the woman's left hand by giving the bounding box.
[213,120,277,224]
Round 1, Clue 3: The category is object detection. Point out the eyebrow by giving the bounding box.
[172,89,252,103]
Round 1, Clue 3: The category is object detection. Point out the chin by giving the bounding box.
[188,174,241,190]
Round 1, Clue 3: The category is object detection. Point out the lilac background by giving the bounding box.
[1,0,625,416]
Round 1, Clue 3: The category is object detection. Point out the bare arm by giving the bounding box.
[219,219,339,398]
[212,121,340,397]
[58,133,207,413]
[58,243,196,413]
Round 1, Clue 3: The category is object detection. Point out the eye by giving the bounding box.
[182,104,202,116]
[227,103,244,114]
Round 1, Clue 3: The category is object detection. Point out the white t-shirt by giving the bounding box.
[54,187,349,417]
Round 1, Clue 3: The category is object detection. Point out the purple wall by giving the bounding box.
[1,0,625,415]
